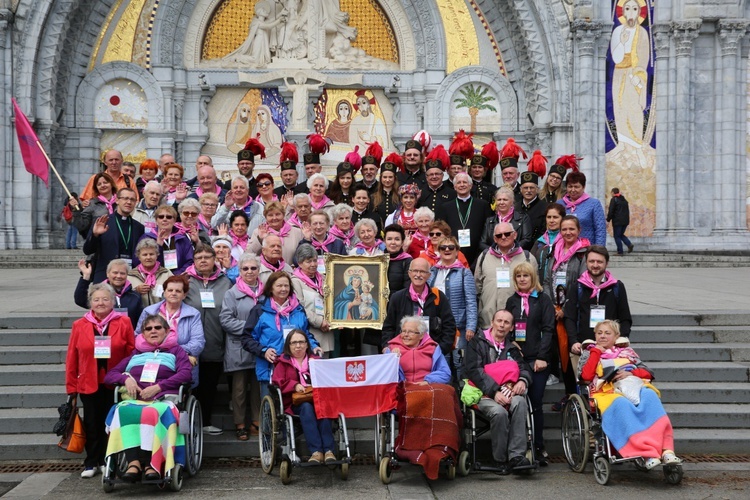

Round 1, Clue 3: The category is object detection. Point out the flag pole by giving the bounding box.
[35,140,73,199]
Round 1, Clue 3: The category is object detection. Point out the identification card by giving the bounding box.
[314,296,324,316]
[164,250,178,270]
[200,290,215,308]
[515,322,527,342]
[283,326,294,340]
[114,307,128,315]
[140,360,160,383]
[94,336,111,359]
[120,257,133,268]
[555,271,567,287]
[496,268,510,288]
[317,257,326,274]
[458,229,471,247]
[420,316,430,333]
[153,284,164,298]
[590,305,606,328]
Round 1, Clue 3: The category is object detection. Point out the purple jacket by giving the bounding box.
[139,230,194,275]
[104,345,193,400]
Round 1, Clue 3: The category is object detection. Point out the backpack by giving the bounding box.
[61,205,73,223]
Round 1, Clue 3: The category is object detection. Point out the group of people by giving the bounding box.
[65,131,675,481]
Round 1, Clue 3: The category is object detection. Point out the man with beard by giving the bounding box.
[419,152,456,213]
[397,139,426,187]
[515,171,548,246]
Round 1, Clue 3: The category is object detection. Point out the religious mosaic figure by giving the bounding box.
[348,90,387,151]
[324,99,352,144]
[252,105,284,155]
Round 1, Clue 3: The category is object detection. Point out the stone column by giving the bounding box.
[717,20,748,232]
[651,23,673,234]
[671,20,700,231]
[0,5,14,248]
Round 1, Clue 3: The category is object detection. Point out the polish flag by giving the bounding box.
[310,354,399,419]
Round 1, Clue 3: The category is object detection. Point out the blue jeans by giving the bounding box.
[293,402,335,454]
[612,225,632,255]
[527,365,550,450]
[66,225,78,249]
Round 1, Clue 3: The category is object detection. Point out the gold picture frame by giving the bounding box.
[323,254,390,329]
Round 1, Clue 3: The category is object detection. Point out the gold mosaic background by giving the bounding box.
[201,0,399,63]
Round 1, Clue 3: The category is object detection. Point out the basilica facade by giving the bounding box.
[1,0,749,250]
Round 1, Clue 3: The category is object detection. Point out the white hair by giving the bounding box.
[414,207,435,222]
[307,173,329,190]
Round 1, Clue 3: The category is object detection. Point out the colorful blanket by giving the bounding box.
[105,400,186,473]
[395,383,462,480]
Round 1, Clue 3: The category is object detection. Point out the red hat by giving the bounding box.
[425,144,450,171]
[526,150,548,178]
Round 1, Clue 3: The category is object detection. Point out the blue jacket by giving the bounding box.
[558,197,607,246]
[241,296,318,382]
[427,266,478,334]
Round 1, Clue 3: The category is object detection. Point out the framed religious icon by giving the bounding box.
[324,254,390,329]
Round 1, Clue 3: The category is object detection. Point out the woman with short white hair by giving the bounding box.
[349,218,385,255]
[307,173,334,210]
[329,203,356,249]
[403,206,435,259]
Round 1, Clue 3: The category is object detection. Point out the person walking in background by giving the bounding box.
[607,188,634,256]
[63,192,80,249]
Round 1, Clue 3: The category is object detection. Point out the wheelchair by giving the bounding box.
[259,383,352,484]
[457,393,538,476]
[561,383,684,485]
[102,385,203,492]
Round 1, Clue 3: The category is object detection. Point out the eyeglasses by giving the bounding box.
[494,231,514,239]
[438,245,457,251]
[157,214,175,220]
[194,254,214,260]
[401,330,421,336]
[144,325,164,331]
[118,197,137,202]
[241,266,259,271]
[429,232,443,237]
[290,340,307,346]
[257,181,273,188]
[409,269,430,275]
[182,211,199,217]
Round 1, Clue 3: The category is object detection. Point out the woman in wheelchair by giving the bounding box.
[103,314,193,482]
[385,316,451,384]
[580,320,681,469]
[465,309,532,474]
[271,329,336,464]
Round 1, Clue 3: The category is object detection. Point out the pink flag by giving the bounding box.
[12,98,49,186]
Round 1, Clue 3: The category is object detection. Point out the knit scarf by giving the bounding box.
[353,239,384,255]
[329,225,354,247]
[184,264,222,285]
[260,254,286,272]
[408,284,429,315]
[134,329,179,352]
[98,195,117,214]
[537,230,560,247]
[293,268,323,295]
[577,270,619,301]
[229,230,249,250]
[270,295,300,330]
[311,232,338,253]
[310,195,332,210]
[236,278,263,301]
[195,184,222,198]
[498,207,515,223]
[158,301,181,333]
[551,237,590,272]
[267,221,292,239]
[562,193,591,213]
[516,290,538,317]
[137,263,158,286]
[488,245,523,263]
[84,309,123,333]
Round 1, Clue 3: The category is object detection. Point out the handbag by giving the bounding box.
[57,396,86,453]
[291,386,314,405]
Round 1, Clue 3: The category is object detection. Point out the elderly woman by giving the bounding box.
[211,176,264,236]
[384,316,460,480]
[241,271,321,399]
[135,274,205,387]
[254,173,277,207]
[103,315,192,482]
[271,329,335,464]
[220,253,263,441]
[384,183,420,234]
[139,205,194,275]
[349,218,385,256]
[329,203,356,249]
[163,163,186,206]
[198,192,219,235]
[301,209,347,257]
[247,201,304,264]
[307,173,335,210]
[135,159,159,197]
[327,163,355,206]
[292,244,333,356]
[70,172,117,237]
[212,235,239,283]
[383,224,412,298]
[66,283,135,478]
[481,186,533,251]
[581,320,681,469]
[417,221,470,268]
[403,207,434,259]
[177,198,210,245]
[287,193,312,229]
[128,238,173,306]
[505,262,555,464]
[427,235,478,380]
[75,258,143,328]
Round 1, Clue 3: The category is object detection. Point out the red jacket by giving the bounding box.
[271,353,321,414]
[65,315,135,395]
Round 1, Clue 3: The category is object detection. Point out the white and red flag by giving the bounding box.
[310,354,399,419]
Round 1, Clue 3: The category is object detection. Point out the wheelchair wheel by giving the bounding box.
[260,395,278,474]
[185,395,203,477]
[525,394,536,464]
[340,462,349,480]
[593,456,610,485]
[457,450,471,477]
[561,394,590,473]
[374,413,388,465]
[279,457,292,485]
[664,464,683,485]
[379,457,392,485]
[169,464,184,492]
[445,461,456,480]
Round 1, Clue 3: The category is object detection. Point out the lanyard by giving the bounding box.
[456,198,473,229]
[115,216,132,249]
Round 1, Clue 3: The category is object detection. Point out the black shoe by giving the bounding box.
[143,466,161,481]
[493,461,511,475]
[509,455,531,473]
[627,244,634,253]
[121,464,141,483]
[537,448,549,466]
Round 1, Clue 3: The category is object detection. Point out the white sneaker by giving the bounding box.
[662,451,682,465]
[80,467,98,478]
[203,425,223,435]
[644,458,661,470]
[99,465,107,476]
[546,375,560,386]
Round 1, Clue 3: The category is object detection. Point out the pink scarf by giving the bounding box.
[84,309,123,333]
[97,195,116,214]
[260,254,286,272]
[498,207,515,223]
[389,251,411,261]
[412,231,430,251]
[484,328,506,352]
[540,230,561,247]
[198,214,213,235]
[488,245,523,263]
[291,355,310,387]
[287,213,304,229]
[174,223,190,236]
[137,263,158,286]
[311,232,338,253]
[562,193,591,213]
[329,225,354,247]
[577,270,619,301]
[229,230,249,250]
[184,264,222,285]
[516,291,534,317]
[268,221,292,239]
[310,195,331,210]
[434,259,464,270]
[236,278,263,301]
[135,330,179,352]
[270,295,300,330]
[158,301,181,333]
[408,284,429,315]
[551,238,590,271]
[103,279,132,298]
[354,239,383,255]
[195,184,222,198]
[293,268,323,295]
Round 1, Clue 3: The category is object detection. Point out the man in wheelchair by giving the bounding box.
[464,309,532,474]
[103,314,193,483]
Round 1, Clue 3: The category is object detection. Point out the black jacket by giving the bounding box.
[480,210,533,252]
[607,195,630,226]
[465,333,531,398]
[436,196,493,266]
[387,255,413,299]
[515,197,549,246]
[505,292,555,363]
[380,286,456,355]
[418,183,456,213]
[73,277,143,329]
[563,279,632,345]
[471,179,497,204]
[82,214,145,284]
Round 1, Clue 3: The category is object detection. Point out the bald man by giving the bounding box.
[79,150,138,202]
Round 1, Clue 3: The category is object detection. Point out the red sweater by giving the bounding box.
[580,348,652,387]
[388,336,437,383]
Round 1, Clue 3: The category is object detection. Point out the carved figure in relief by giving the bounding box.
[284,73,324,132]
[225,1,288,68]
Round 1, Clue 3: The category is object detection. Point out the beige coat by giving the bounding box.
[291,275,334,353]
[127,266,173,307]
[247,226,304,265]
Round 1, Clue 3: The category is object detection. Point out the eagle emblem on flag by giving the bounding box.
[345,360,366,383]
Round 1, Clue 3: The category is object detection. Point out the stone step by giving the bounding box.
[645,361,749,382]
[0,346,67,365]
[629,326,716,344]
[0,386,67,409]
[632,344,731,362]
[0,365,65,386]
[0,408,59,434]
[0,316,78,330]
[0,329,72,346]
[544,404,750,429]
[542,382,750,405]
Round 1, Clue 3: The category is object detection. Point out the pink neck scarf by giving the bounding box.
[498,207,514,223]
[291,355,310,387]
[578,270,618,301]
[389,251,411,261]
[434,259,464,270]
[310,195,331,210]
[196,184,222,198]
[287,213,304,229]
[268,221,292,239]
[516,291,534,317]
[97,195,116,214]
[412,231,430,251]
[261,254,285,272]
[135,330,179,352]
[137,263,158,286]
[185,264,222,285]
[84,309,123,333]
[408,284,429,314]
[229,230,249,250]
[174,223,190,236]
[488,245,523,263]
[198,214,213,235]
[484,328,506,352]
[562,193,591,213]
[236,278,263,301]
[293,267,323,295]
[551,237,590,271]
[354,239,383,255]
[270,295,300,330]
[311,232,338,252]
[232,197,253,211]
[103,279,131,298]
[540,230,561,247]
[158,301,181,333]
[329,225,354,247]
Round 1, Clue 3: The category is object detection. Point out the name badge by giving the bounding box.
[164,250,178,270]
[120,257,133,268]
[590,305,606,328]
[458,229,471,247]
[515,322,527,342]
[153,284,164,298]
[283,325,294,340]
[140,360,161,383]
[555,271,567,287]
[200,290,215,308]
[94,336,111,359]
[496,268,510,288]
[114,308,128,315]
[317,257,326,275]
[314,296,324,316]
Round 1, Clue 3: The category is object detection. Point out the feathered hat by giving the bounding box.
[424,144,450,171]
[449,130,474,166]
[381,152,404,174]
[549,154,582,178]
[238,134,266,163]
[344,146,362,173]
[362,141,383,168]
[498,137,527,170]
[471,141,500,171]
[411,129,432,153]
[304,133,329,165]
[279,142,298,171]
[526,150,547,178]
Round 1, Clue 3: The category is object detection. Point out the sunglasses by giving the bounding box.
[438,245,457,251]
[157,214,175,220]
[144,325,164,331]
[257,181,273,188]
[241,266,259,271]
[494,231,513,239]
[182,211,199,217]
[429,232,443,237]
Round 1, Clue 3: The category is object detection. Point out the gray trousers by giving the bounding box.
[231,369,261,427]
[477,395,528,463]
